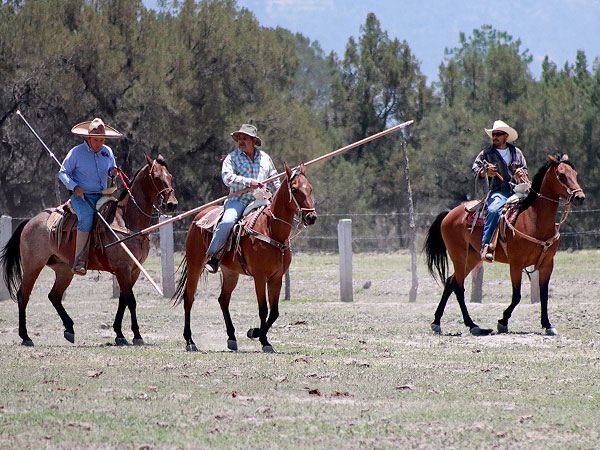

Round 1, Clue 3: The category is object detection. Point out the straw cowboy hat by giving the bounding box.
[71,118,122,138]
[231,123,261,146]
[485,120,518,143]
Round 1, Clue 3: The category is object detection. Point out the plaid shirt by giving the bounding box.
[222,148,281,205]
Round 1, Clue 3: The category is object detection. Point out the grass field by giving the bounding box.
[1,250,599,449]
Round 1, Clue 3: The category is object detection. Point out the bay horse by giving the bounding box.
[424,155,585,336]
[1,155,177,346]
[173,163,317,353]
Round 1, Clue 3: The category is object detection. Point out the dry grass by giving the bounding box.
[1,250,599,449]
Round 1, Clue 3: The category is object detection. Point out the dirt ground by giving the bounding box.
[0,250,599,449]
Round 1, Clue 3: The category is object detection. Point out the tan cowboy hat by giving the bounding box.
[231,123,261,146]
[71,118,122,138]
[485,120,518,143]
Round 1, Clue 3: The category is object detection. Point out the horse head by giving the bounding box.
[144,154,178,213]
[285,163,317,226]
[548,154,585,207]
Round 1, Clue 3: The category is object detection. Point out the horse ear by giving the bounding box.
[561,154,569,161]
[299,163,306,173]
[145,154,153,166]
[548,155,558,163]
[285,163,292,178]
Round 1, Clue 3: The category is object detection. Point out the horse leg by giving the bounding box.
[48,264,75,343]
[538,262,556,335]
[247,275,272,352]
[112,270,136,346]
[261,275,284,352]
[182,251,205,352]
[497,265,523,334]
[219,269,240,351]
[431,275,455,334]
[17,263,45,346]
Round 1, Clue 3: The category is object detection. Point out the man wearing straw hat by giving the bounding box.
[204,124,280,274]
[472,120,528,262]
[59,118,122,275]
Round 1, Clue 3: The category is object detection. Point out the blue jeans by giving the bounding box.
[206,199,247,256]
[71,193,102,231]
[482,191,510,248]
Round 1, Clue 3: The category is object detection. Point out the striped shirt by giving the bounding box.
[222,148,280,205]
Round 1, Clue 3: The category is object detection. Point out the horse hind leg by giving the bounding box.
[47,264,76,343]
[218,269,240,352]
[17,262,46,346]
[431,275,455,334]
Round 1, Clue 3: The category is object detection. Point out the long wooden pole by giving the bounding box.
[16,110,164,296]
[105,120,415,248]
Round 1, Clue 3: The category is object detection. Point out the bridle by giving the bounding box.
[117,160,174,219]
[266,169,315,241]
[531,161,583,206]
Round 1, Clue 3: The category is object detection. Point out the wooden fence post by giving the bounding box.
[284,269,290,301]
[1,215,12,300]
[530,269,540,303]
[471,264,484,303]
[159,215,175,298]
[401,140,418,302]
[338,219,353,302]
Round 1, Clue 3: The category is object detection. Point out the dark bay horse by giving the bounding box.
[173,163,316,353]
[1,155,177,346]
[424,155,585,336]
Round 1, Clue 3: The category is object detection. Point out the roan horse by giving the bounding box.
[173,163,317,352]
[1,155,177,346]
[424,155,585,336]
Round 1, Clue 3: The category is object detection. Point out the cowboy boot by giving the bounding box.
[73,230,90,275]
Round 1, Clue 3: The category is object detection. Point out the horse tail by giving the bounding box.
[423,211,449,283]
[0,219,29,301]
[172,255,188,306]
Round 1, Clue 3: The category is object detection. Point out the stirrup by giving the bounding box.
[204,257,219,274]
[481,244,494,263]
[73,260,87,275]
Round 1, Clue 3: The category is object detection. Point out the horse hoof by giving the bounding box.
[470,326,493,336]
[64,331,75,343]
[545,327,558,336]
[262,345,275,353]
[497,322,509,334]
[431,323,442,335]
[227,339,238,351]
[247,328,260,339]
[115,337,130,346]
[186,343,198,352]
[21,339,34,347]
[132,338,145,346]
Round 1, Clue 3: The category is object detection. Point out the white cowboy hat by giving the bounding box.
[485,120,518,143]
[71,118,122,138]
[231,123,261,146]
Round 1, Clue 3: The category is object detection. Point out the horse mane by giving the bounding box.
[517,155,574,213]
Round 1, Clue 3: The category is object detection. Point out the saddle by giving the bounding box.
[193,200,270,274]
[46,196,125,250]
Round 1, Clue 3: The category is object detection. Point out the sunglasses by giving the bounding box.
[492,132,507,137]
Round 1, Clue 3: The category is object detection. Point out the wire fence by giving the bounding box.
[5,207,600,252]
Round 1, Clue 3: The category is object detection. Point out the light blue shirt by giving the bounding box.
[58,142,117,193]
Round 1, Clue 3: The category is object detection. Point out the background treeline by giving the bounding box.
[1,0,599,250]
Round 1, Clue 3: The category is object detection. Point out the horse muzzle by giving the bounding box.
[302,211,317,226]
[570,191,585,207]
